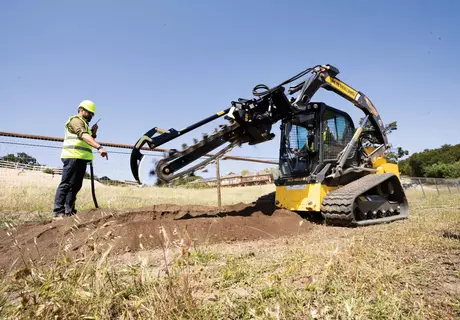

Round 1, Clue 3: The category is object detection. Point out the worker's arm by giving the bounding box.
[68,118,108,159]
[81,133,108,159]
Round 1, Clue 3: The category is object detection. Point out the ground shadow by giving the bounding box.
[443,231,460,240]
[175,194,327,225]
[296,211,325,225]
[175,200,278,220]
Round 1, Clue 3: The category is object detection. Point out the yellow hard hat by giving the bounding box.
[78,100,96,114]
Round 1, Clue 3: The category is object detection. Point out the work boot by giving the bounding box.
[53,212,65,220]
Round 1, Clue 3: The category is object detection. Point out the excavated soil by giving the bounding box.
[0,201,312,272]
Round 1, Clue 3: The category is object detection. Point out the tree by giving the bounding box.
[1,152,40,166]
[358,118,409,164]
[423,162,460,178]
[398,144,460,178]
[382,122,409,164]
[385,146,409,164]
[263,167,280,179]
[241,169,249,176]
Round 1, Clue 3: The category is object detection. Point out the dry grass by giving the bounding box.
[0,182,459,319]
[0,181,275,222]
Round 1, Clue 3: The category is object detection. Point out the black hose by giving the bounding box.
[252,65,319,97]
[89,162,99,208]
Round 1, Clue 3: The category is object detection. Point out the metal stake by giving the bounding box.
[216,159,221,207]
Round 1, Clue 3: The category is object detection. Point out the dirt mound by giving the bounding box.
[0,201,312,272]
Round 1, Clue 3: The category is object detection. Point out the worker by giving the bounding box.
[53,100,108,219]
[323,124,334,144]
[306,129,315,152]
[297,129,315,154]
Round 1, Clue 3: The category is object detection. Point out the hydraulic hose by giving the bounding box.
[89,162,99,208]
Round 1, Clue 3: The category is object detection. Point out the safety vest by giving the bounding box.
[308,140,315,152]
[304,139,315,152]
[60,116,94,161]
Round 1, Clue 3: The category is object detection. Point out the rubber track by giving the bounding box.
[321,173,400,226]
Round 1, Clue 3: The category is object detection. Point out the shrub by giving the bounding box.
[42,168,55,175]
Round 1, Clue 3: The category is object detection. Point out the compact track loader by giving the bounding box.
[130,64,409,226]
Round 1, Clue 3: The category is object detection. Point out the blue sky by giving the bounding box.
[1,0,459,183]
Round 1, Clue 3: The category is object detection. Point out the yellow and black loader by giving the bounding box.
[130,64,409,226]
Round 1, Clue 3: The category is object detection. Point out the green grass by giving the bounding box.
[0,191,459,319]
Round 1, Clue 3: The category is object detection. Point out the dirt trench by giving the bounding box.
[0,201,313,271]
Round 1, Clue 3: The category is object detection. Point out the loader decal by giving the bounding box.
[325,76,358,99]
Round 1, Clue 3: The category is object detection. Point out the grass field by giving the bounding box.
[0,181,459,319]
[0,180,275,223]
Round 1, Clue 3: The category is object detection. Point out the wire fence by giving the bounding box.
[0,132,279,190]
[0,159,63,174]
[1,132,459,200]
[401,176,460,198]
[0,137,158,187]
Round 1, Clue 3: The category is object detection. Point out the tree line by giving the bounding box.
[1,152,40,166]
[399,144,460,178]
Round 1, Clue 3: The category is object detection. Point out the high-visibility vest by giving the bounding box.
[308,139,315,152]
[60,116,94,161]
[304,136,315,152]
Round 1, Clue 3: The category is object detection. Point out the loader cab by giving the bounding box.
[277,102,355,183]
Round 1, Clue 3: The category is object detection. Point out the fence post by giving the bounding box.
[433,178,440,195]
[216,159,221,207]
[418,178,426,198]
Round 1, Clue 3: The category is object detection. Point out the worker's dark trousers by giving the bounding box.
[53,158,88,216]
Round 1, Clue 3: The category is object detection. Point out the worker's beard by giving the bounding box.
[82,114,92,122]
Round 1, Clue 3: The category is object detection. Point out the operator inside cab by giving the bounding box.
[297,127,315,155]
[290,126,316,173]
[306,128,315,153]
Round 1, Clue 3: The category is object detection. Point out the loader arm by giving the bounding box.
[130,64,389,184]
[287,65,388,146]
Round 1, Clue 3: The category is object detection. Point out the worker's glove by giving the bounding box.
[98,147,108,160]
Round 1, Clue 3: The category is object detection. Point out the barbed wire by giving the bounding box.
[1,136,459,195]
[0,140,61,150]
[0,139,278,160]
[0,140,163,157]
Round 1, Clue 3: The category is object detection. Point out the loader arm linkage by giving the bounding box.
[130,64,389,184]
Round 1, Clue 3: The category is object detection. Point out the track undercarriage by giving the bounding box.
[321,173,409,227]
